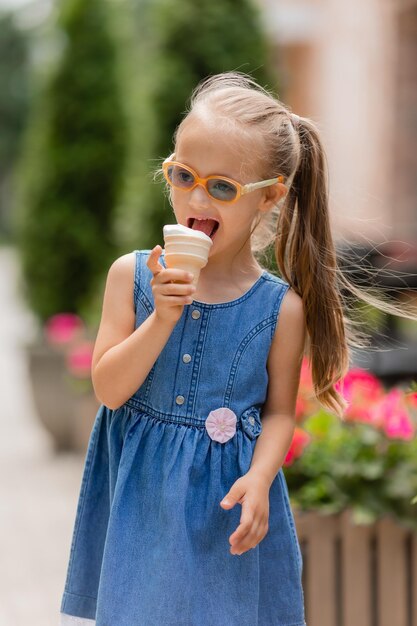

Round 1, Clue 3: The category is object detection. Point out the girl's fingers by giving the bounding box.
[161,283,196,296]
[231,517,261,547]
[146,246,165,277]
[230,520,265,555]
[230,520,252,546]
[229,501,260,545]
[146,246,195,324]
[147,247,194,285]
[155,296,194,306]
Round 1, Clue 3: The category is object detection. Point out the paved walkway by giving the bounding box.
[0,245,85,626]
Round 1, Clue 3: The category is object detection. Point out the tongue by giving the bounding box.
[192,219,217,237]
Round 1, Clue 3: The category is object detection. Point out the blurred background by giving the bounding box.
[0,0,416,624]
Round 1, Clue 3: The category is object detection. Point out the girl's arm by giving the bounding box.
[220,289,306,556]
[91,250,194,410]
[248,288,306,487]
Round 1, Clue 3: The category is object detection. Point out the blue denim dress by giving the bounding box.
[60,250,306,626]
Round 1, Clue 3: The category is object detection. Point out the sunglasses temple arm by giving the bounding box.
[241,177,285,194]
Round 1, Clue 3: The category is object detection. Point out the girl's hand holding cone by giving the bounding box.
[147,245,196,324]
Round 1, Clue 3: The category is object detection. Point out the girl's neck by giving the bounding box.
[192,250,264,304]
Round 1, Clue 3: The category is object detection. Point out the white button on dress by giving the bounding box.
[182,354,192,363]
[176,395,185,405]
[191,309,201,319]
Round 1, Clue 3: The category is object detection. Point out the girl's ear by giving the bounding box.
[258,182,288,213]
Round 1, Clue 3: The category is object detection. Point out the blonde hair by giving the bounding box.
[173,71,417,418]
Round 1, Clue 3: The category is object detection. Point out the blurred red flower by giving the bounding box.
[295,396,307,420]
[295,357,319,421]
[405,392,417,410]
[284,427,311,467]
[44,313,85,345]
[335,368,385,424]
[66,341,94,378]
[370,388,415,441]
[299,356,313,389]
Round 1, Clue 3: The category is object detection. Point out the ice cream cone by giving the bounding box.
[163,224,212,286]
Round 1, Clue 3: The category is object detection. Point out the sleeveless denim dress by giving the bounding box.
[60,250,306,626]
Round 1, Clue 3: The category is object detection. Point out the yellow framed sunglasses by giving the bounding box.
[162,154,285,204]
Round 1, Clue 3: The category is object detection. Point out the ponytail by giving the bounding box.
[275,118,350,416]
[276,116,416,418]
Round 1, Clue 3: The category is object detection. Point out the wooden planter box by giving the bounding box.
[293,508,417,626]
[25,342,99,453]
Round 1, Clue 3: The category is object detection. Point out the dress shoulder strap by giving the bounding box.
[133,249,166,315]
[133,250,153,316]
[261,272,291,338]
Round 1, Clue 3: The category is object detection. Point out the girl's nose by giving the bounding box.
[189,183,210,207]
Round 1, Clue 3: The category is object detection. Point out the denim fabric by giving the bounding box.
[60,250,306,626]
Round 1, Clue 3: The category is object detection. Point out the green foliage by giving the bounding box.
[0,12,30,166]
[117,0,276,251]
[0,11,30,239]
[15,0,127,324]
[285,409,417,530]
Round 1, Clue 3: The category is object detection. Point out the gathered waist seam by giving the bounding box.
[124,398,249,429]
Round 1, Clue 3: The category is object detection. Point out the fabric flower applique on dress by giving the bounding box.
[205,407,237,443]
[240,407,263,440]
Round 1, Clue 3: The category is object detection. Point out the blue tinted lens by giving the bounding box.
[168,165,195,188]
[207,179,238,201]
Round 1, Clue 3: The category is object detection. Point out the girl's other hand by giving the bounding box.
[220,472,270,555]
[147,245,196,325]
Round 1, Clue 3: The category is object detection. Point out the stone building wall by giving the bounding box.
[258,0,416,243]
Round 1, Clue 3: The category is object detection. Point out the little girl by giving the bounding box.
[59,72,411,626]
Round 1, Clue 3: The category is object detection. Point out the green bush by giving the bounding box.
[15,0,127,325]
[0,11,30,240]
[117,0,275,251]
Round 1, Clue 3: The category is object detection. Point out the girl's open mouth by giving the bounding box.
[188,217,219,240]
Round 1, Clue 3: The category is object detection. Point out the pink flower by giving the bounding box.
[44,313,85,345]
[295,357,320,421]
[405,392,417,410]
[295,397,307,421]
[284,427,311,466]
[370,389,415,441]
[299,357,313,391]
[205,408,237,443]
[335,368,385,424]
[66,341,94,378]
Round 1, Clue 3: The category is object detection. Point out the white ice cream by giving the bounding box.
[163,224,212,243]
